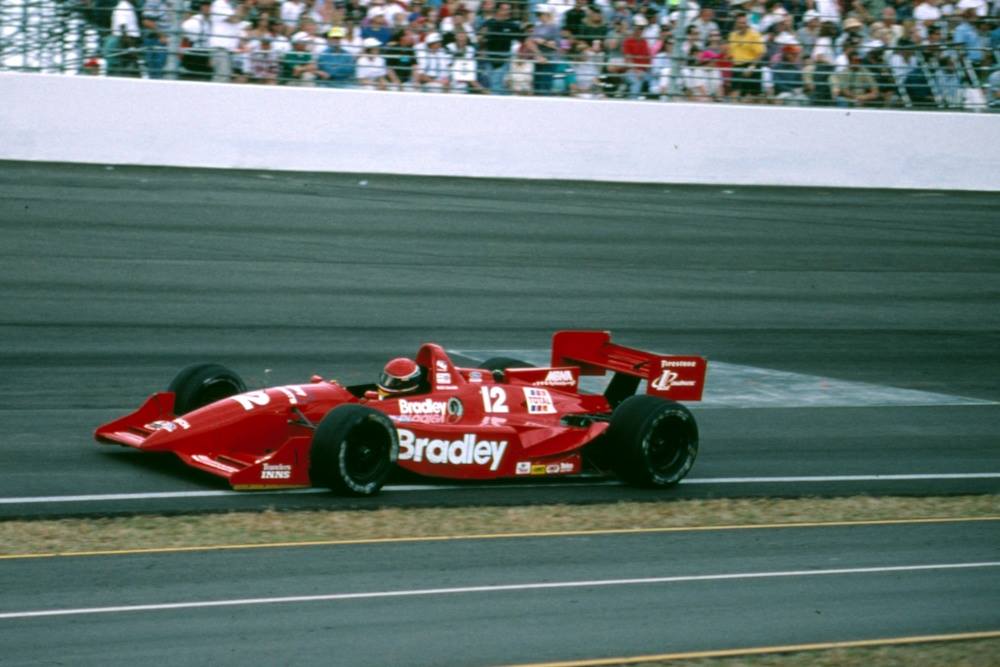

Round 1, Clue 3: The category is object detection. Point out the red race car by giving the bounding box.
[96,331,707,495]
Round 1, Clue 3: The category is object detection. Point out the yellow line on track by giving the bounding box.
[2,515,998,561]
[499,629,1000,667]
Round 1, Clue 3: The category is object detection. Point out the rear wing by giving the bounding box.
[550,330,707,404]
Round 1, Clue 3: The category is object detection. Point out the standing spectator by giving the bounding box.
[356,36,399,88]
[562,0,588,38]
[952,7,986,65]
[181,0,215,79]
[105,0,142,76]
[281,31,319,83]
[415,32,453,89]
[836,17,867,53]
[532,5,561,93]
[140,0,171,78]
[692,7,721,49]
[281,0,308,30]
[814,0,842,24]
[810,21,838,66]
[727,10,765,100]
[317,25,356,85]
[831,49,880,104]
[210,0,254,82]
[480,2,521,92]
[449,30,486,91]
[577,6,608,45]
[622,14,654,97]
[880,6,904,44]
[796,9,822,55]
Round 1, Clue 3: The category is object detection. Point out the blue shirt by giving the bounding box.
[953,21,984,63]
[317,46,355,85]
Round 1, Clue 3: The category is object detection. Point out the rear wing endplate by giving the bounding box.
[550,330,707,402]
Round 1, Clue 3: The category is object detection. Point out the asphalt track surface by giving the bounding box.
[2,519,998,665]
[1,161,999,518]
[2,161,1000,666]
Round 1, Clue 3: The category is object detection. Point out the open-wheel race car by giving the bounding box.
[96,331,707,495]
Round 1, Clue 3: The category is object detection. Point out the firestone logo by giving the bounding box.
[650,360,697,391]
[397,428,506,471]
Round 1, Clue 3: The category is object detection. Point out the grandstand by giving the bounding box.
[2,0,998,109]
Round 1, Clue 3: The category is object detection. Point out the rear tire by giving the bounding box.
[605,395,698,488]
[310,405,398,496]
[168,363,246,415]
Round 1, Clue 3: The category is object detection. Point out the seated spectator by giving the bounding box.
[415,32,453,90]
[651,35,678,98]
[448,30,486,92]
[831,51,879,106]
[281,32,320,84]
[569,39,603,97]
[623,15,654,98]
[508,37,545,94]
[599,50,629,98]
[727,11,765,101]
[770,44,808,104]
[862,46,897,106]
[987,66,1000,110]
[356,36,399,89]
[244,37,282,84]
[362,13,395,45]
[317,26,355,86]
[384,28,419,88]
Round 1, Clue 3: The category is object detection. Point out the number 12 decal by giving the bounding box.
[480,386,508,413]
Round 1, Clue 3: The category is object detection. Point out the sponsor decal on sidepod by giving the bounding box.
[397,428,507,471]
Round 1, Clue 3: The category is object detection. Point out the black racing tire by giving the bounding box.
[310,404,398,496]
[605,395,698,488]
[477,357,534,372]
[168,363,247,415]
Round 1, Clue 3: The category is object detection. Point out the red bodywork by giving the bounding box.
[95,331,707,490]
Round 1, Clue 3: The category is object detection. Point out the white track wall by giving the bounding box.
[3,72,998,190]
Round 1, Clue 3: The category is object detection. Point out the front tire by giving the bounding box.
[605,395,698,488]
[310,405,398,496]
[168,363,246,415]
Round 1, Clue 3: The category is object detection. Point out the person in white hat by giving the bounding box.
[415,32,453,90]
[356,36,400,88]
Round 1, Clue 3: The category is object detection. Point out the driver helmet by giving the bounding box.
[377,357,422,397]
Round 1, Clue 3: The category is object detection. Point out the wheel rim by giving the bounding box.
[645,414,693,480]
[343,420,392,484]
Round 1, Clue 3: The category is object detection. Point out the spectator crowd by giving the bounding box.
[87,0,1000,108]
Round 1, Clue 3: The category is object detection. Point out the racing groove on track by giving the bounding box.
[1,162,999,517]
